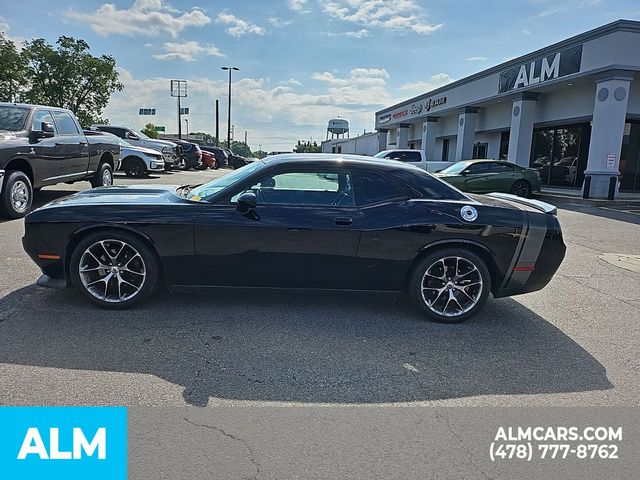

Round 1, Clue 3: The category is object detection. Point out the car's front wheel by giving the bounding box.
[70,231,160,309]
[123,157,147,177]
[408,248,491,323]
[0,171,33,219]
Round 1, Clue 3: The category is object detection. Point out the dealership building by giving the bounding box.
[374,20,640,198]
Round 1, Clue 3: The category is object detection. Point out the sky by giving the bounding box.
[1,0,639,152]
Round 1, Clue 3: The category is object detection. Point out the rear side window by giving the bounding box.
[53,112,79,135]
[488,162,515,173]
[98,126,125,138]
[391,169,467,201]
[402,151,422,162]
[357,173,405,205]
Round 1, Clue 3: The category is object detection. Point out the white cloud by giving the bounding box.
[64,0,211,37]
[103,67,396,150]
[268,17,292,28]
[398,73,454,92]
[289,0,310,13]
[216,12,265,37]
[322,0,443,35]
[153,41,225,61]
[344,28,370,38]
[0,16,25,48]
[466,56,487,61]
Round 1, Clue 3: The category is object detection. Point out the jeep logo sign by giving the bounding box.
[498,45,582,93]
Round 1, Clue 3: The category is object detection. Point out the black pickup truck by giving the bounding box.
[0,103,121,218]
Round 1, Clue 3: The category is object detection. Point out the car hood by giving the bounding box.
[32,185,187,211]
[121,145,163,156]
[141,139,177,149]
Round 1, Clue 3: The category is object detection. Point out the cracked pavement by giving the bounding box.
[0,171,638,478]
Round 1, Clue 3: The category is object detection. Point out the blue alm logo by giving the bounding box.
[0,407,127,479]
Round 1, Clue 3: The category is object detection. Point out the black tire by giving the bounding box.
[510,180,531,198]
[0,171,33,219]
[70,230,161,309]
[90,162,114,188]
[408,248,491,323]
[123,157,147,177]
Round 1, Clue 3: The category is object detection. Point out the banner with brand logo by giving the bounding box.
[0,407,127,479]
[498,44,583,93]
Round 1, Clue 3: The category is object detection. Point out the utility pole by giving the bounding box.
[170,80,187,139]
[215,99,219,146]
[221,66,239,150]
[244,130,247,145]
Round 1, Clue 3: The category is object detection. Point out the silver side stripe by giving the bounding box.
[504,213,548,288]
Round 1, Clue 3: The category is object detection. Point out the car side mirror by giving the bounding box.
[236,190,257,214]
[126,132,139,141]
[460,170,469,176]
[30,122,55,140]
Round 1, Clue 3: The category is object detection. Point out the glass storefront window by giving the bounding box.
[530,124,590,188]
[620,122,640,192]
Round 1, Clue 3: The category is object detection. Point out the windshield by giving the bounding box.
[438,162,470,175]
[373,151,389,158]
[187,161,265,200]
[131,129,149,139]
[0,106,30,132]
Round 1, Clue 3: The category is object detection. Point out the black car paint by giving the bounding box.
[0,103,120,188]
[22,157,565,298]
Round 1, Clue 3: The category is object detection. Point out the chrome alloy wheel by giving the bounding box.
[78,239,146,303]
[11,180,30,213]
[421,256,483,317]
[102,168,113,186]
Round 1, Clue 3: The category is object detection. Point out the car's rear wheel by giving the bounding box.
[91,162,113,188]
[123,157,147,177]
[409,248,491,323]
[70,231,160,309]
[0,171,33,219]
[511,180,531,198]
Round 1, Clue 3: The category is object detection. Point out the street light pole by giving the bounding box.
[221,66,239,150]
[184,118,189,139]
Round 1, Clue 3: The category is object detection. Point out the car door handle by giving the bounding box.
[79,141,87,145]
[334,216,353,226]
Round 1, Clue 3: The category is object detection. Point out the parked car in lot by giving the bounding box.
[90,124,179,171]
[434,159,542,197]
[200,149,217,169]
[23,154,565,323]
[0,103,120,218]
[227,150,248,169]
[85,130,164,177]
[160,137,202,170]
[200,146,228,168]
[374,149,450,173]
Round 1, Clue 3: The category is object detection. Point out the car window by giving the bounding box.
[52,112,79,135]
[99,126,125,138]
[233,171,355,207]
[402,151,422,162]
[488,162,514,173]
[465,163,490,174]
[357,173,405,205]
[0,106,30,131]
[31,110,56,133]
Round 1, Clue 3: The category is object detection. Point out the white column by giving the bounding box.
[455,107,478,161]
[584,70,633,199]
[396,124,410,149]
[421,117,439,161]
[507,92,538,167]
[377,129,388,152]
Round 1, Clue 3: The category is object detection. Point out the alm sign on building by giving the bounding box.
[498,45,582,93]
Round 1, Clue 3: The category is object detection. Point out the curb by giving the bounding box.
[533,193,640,208]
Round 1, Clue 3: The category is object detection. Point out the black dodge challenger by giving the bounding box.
[22,154,566,323]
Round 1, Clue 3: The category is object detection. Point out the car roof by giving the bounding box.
[260,153,428,172]
[0,102,72,113]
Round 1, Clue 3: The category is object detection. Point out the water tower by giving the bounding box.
[327,118,349,140]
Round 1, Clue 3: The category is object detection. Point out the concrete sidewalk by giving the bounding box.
[535,186,640,207]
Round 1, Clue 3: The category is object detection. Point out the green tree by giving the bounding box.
[252,149,267,159]
[294,141,321,153]
[230,140,252,157]
[21,36,123,127]
[0,32,27,102]
[140,123,159,139]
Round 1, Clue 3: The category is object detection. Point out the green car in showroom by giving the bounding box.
[434,159,541,197]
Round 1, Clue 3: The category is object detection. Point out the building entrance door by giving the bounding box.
[531,124,590,188]
[620,122,640,192]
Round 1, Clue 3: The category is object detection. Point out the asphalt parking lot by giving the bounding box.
[1,168,638,409]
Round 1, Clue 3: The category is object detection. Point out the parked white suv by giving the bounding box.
[374,149,451,173]
[90,125,178,171]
